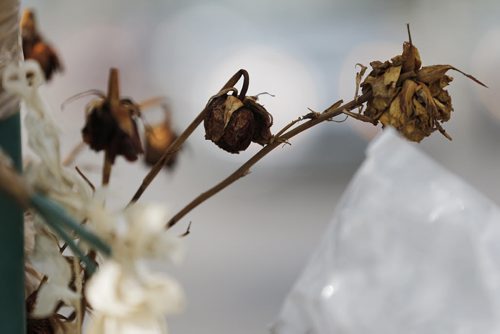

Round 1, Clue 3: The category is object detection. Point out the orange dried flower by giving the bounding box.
[21,9,63,81]
[144,105,179,170]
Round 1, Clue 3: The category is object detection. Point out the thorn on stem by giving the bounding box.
[179,221,192,237]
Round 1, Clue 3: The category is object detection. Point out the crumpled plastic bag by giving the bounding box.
[272,129,500,334]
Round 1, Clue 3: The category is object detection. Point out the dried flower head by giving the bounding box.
[144,104,179,170]
[81,68,143,164]
[358,25,486,142]
[204,69,273,153]
[21,9,63,81]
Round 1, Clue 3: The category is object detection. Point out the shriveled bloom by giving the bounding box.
[204,69,273,153]
[21,9,63,81]
[81,69,143,164]
[357,30,486,142]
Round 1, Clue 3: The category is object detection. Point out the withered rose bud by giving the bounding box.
[81,69,143,163]
[359,26,486,142]
[21,9,63,81]
[144,106,179,170]
[204,70,273,153]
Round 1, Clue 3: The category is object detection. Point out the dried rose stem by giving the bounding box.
[102,68,120,186]
[166,91,372,228]
[129,69,250,203]
[101,153,112,185]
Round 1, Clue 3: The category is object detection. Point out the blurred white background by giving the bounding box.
[20,0,500,333]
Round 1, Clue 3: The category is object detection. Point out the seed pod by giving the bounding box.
[144,105,179,170]
[204,70,273,153]
[359,25,486,142]
[81,68,143,164]
[21,9,63,81]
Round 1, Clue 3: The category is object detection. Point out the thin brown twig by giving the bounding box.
[179,221,192,237]
[101,151,112,186]
[166,90,372,228]
[75,166,95,192]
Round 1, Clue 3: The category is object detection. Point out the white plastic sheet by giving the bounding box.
[273,129,500,334]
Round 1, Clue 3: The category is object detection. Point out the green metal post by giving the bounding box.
[0,0,25,332]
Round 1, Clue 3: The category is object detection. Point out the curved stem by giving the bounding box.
[166,91,372,228]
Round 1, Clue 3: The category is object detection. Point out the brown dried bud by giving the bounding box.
[21,9,63,81]
[360,26,486,142]
[144,107,179,170]
[81,69,143,163]
[204,70,273,153]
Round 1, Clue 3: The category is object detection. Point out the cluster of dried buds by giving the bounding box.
[203,69,273,153]
[353,26,486,142]
[21,9,63,81]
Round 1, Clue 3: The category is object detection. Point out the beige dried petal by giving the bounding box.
[415,84,437,117]
[401,41,421,73]
[417,65,486,87]
[417,65,454,84]
[383,65,402,87]
[223,95,244,129]
[400,80,418,116]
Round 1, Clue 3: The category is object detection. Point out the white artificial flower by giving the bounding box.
[85,203,186,334]
[29,233,79,318]
[3,60,93,220]
[86,260,184,334]
[119,204,185,264]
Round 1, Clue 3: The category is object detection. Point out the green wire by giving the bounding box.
[34,208,97,274]
[31,194,111,256]
[31,194,112,275]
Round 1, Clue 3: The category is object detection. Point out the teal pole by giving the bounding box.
[0,0,25,332]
